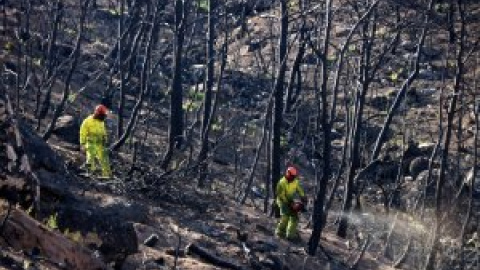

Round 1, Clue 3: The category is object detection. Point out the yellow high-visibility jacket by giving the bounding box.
[276,176,305,207]
[79,115,107,146]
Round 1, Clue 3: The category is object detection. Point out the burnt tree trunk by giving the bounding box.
[162,0,188,170]
[307,0,333,255]
[197,0,217,187]
[270,0,288,215]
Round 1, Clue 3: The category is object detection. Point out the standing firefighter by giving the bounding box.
[275,166,307,240]
[79,104,112,178]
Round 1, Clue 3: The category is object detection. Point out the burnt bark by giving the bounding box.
[197,0,217,187]
[162,0,188,170]
[307,0,333,255]
[270,0,288,215]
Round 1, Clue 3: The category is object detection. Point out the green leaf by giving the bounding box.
[68,93,78,103]
[183,100,201,112]
[33,58,42,67]
[4,41,14,51]
[389,72,398,82]
[212,122,222,131]
[197,0,208,11]
[46,213,58,230]
[280,135,288,148]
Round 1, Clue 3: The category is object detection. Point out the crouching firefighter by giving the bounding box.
[275,166,307,241]
[79,104,112,179]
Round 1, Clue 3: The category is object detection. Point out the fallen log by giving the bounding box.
[186,242,246,270]
[0,207,107,270]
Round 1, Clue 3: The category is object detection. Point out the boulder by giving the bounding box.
[102,198,149,224]
[53,115,80,145]
[55,202,139,262]
[409,157,430,179]
[418,142,437,155]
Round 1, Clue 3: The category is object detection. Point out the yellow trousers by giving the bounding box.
[275,203,299,239]
[85,142,111,178]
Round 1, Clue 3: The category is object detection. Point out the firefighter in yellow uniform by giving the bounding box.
[275,166,307,240]
[79,104,112,178]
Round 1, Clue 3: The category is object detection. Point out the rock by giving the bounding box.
[103,198,149,223]
[403,141,423,160]
[53,115,80,145]
[214,215,227,223]
[409,157,430,179]
[56,203,139,261]
[143,234,159,247]
[133,223,160,244]
[418,142,436,154]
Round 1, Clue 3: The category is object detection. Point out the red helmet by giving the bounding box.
[286,166,298,177]
[94,104,108,116]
